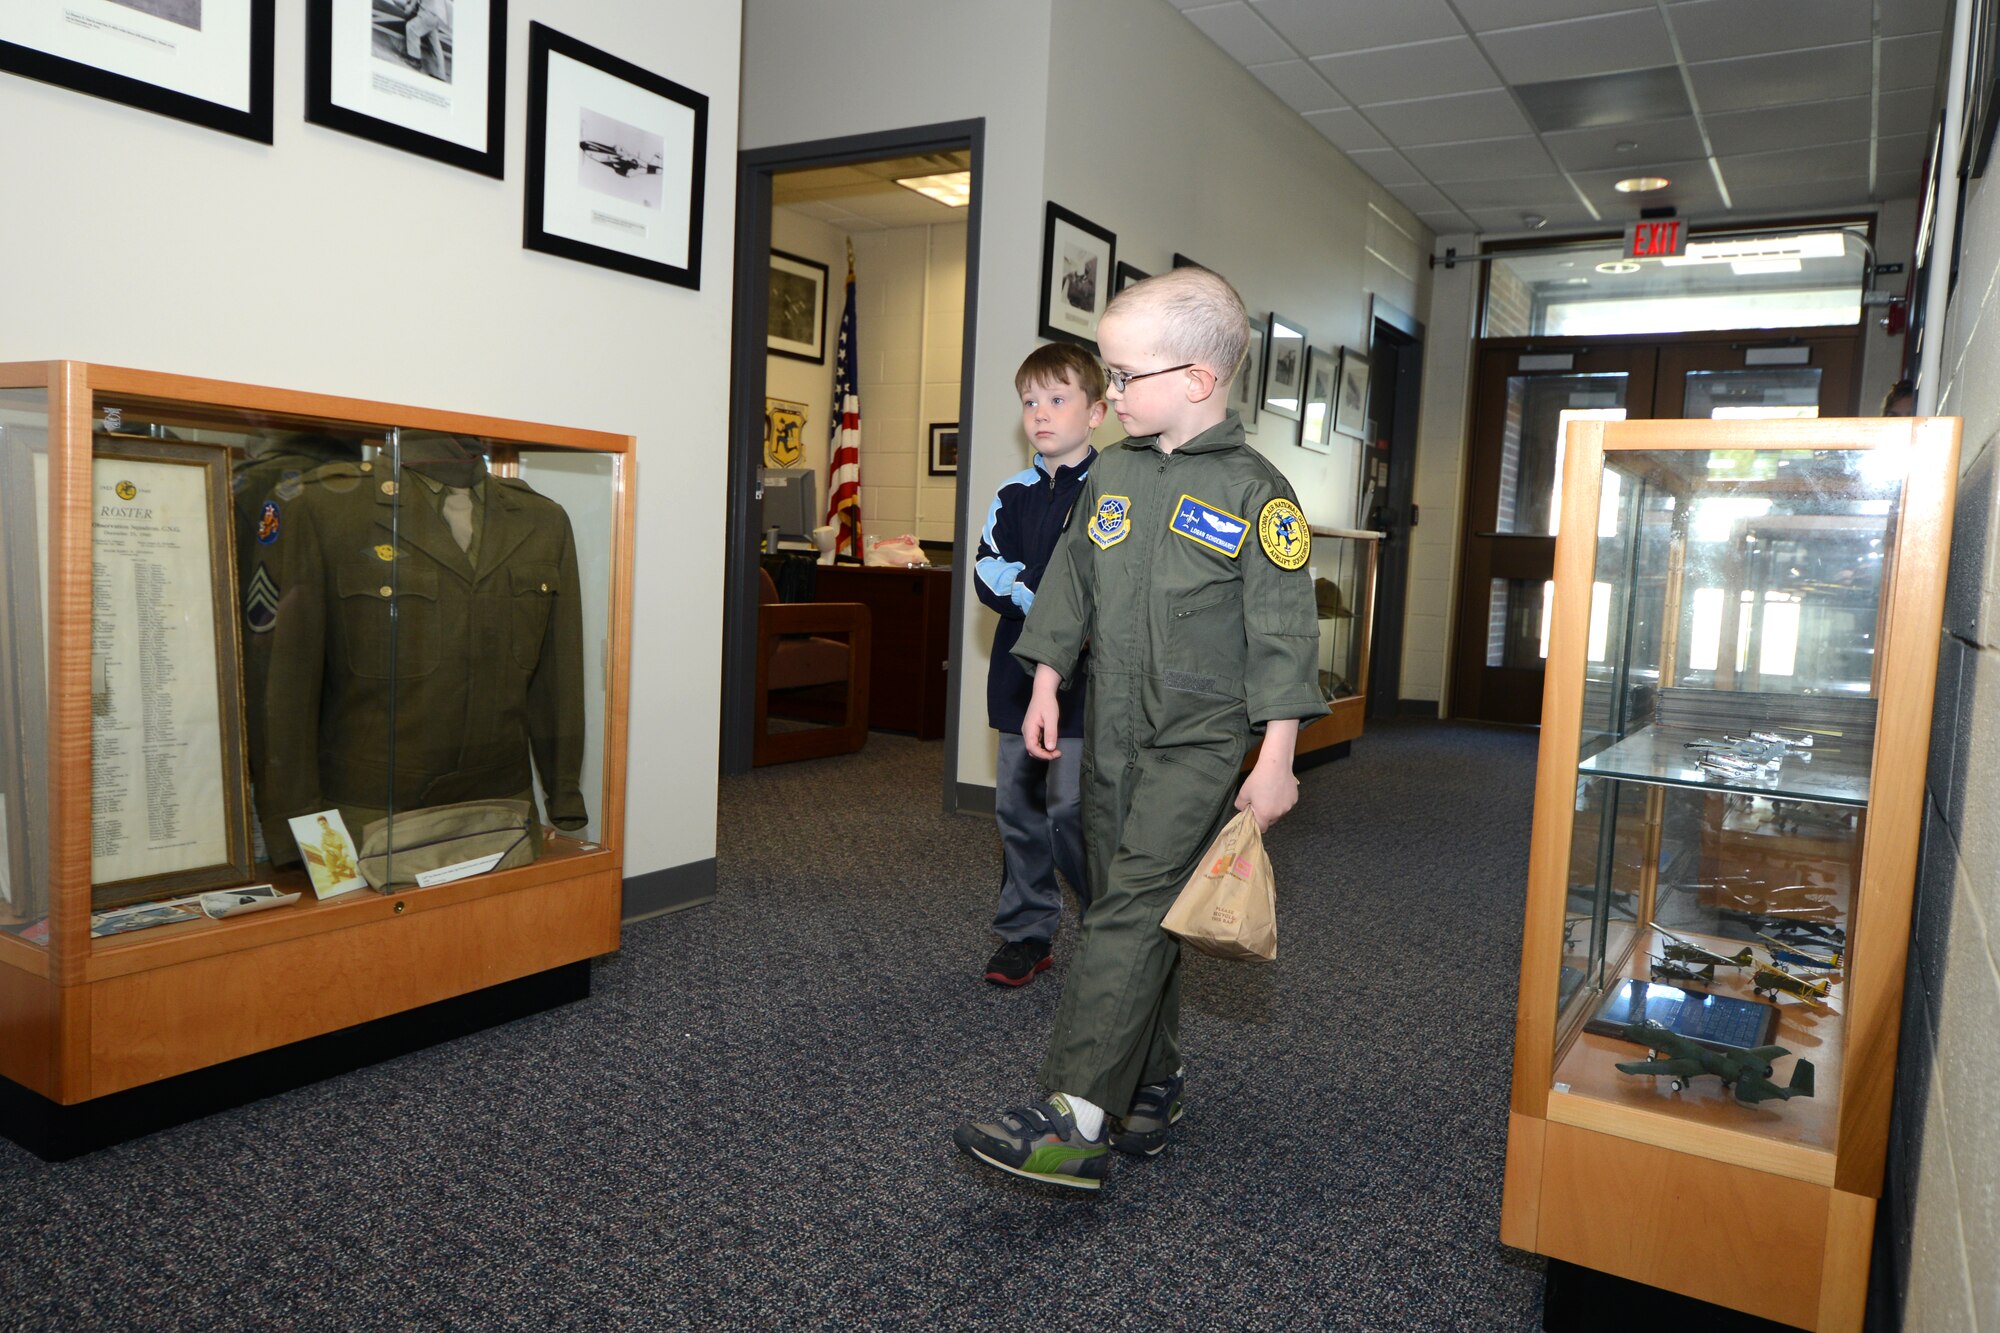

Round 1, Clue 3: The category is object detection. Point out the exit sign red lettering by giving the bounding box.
[1625,219,1686,258]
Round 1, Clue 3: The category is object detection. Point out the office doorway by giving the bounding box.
[1360,299,1425,719]
[721,121,984,817]
[1449,329,1861,725]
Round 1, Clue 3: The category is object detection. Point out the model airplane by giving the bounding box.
[1648,954,1715,988]
[580,140,662,177]
[1756,933,1843,972]
[1615,1020,1816,1104]
[1752,960,1833,1006]
[1651,922,1754,970]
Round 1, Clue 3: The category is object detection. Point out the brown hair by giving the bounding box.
[1014,343,1106,401]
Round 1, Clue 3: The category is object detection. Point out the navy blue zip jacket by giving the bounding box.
[975,449,1094,735]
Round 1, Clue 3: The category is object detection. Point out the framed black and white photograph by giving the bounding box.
[1233,315,1267,427]
[1172,254,1209,271]
[307,0,506,177]
[524,22,708,289]
[1114,261,1150,293]
[1299,346,1336,453]
[0,0,273,142]
[1038,201,1116,351]
[928,422,960,477]
[1334,346,1371,439]
[1262,314,1307,421]
[768,249,829,363]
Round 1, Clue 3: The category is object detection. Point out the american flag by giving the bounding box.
[825,243,862,559]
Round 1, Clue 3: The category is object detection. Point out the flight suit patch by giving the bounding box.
[244,564,280,634]
[1089,495,1131,549]
[1258,497,1310,570]
[257,500,281,544]
[1170,494,1248,558]
[375,544,398,562]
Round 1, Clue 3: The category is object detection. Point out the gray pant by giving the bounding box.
[991,733,1089,942]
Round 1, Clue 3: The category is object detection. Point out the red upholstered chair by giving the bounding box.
[754,568,872,765]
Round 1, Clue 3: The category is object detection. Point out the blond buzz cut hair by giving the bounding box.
[1013,342,1107,402]
[1102,266,1250,389]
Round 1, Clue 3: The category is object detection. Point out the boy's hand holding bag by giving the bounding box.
[1161,809,1277,961]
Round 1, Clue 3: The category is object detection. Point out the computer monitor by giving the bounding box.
[758,467,818,542]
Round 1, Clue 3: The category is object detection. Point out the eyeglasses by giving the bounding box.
[1104,362,1197,393]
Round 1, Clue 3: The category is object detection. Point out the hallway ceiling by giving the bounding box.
[1169,0,1948,237]
[772,151,973,230]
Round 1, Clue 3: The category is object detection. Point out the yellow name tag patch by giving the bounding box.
[1258,497,1310,570]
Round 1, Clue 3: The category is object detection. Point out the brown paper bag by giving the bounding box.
[1161,809,1277,962]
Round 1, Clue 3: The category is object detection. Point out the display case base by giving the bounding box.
[1543,1258,1805,1333]
[0,960,590,1162]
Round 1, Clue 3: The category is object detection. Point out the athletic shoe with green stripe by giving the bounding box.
[953,1094,1110,1190]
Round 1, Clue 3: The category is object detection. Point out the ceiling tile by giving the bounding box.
[1568,158,1722,215]
[1686,43,1872,114]
[1877,132,1932,175]
[1455,0,1649,32]
[1249,0,1466,57]
[1876,168,1924,199]
[1364,89,1532,145]
[1403,135,1560,183]
[1880,0,1946,37]
[1516,66,1693,131]
[1725,174,1877,213]
[1390,183,1459,215]
[1312,36,1501,106]
[1541,117,1707,171]
[1343,147,1428,186]
[1880,86,1936,140]
[1881,31,1945,92]
[1247,60,1347,113]
[1665,0,1870,63]
[1417,209,1479,236]
[1705,97,1872,157]
[1465,201,1603,231]
[1181,3,1295,65]
[1302,107,1391,153]
[1479,9,1675,84]
[1714,140,1872,189]
[1440,175,1584,212]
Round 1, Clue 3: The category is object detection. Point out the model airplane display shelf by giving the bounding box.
[1499,416,1958,1333]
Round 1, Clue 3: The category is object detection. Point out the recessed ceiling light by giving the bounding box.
[895,171,971,207]
[1595,260,1642,274]
[1615,141,1640,153]
[1520,212,1548,229]
[1614,175,1671,193]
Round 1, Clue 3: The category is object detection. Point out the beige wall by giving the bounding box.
[852,223,966,544]
[0,1,743,882]
[1896,120,2000,1328]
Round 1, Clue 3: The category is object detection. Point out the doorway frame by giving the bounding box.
[1363,297,1425,720]
[721,119,986,808]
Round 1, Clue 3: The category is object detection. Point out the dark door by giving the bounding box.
[1449,345,1656,724]
[1654,336,1860,421]
[1363,308,1423,719]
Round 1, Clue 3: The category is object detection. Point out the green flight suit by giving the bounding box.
[254,458,588,863]
[1012,411,1324,1114]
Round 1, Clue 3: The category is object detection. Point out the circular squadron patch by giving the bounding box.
[115,480,137,501]
[1258,497,1310,570]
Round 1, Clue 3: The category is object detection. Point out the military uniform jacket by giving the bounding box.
[254,461,588,860]
[1012,413,1325,754]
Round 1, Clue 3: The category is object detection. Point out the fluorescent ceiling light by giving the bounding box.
[1614,176,1670,193]
[1732,258,1804,275]
[895,171,971,207]
[1595,260,1642,274]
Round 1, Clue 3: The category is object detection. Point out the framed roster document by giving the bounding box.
[89,440,255,908]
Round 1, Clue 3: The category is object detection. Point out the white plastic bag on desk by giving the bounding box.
[864,533,929,567]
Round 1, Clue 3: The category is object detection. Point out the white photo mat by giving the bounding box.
[539,48,696,271]
[2,0,253,110]
[323,0,491,151]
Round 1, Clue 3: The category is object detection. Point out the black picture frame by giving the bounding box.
[1038,201,1116,351]
[1333,346,1371,440]
[1171,253,1209,271]
[524,22,709,289]
[1299,346,1336,453]
[1114,261,1150,293]
[0,0,274,143]
[1262,314,1307,421]
[1232,315,1267,426]
[1964,0,2000,178]
[306,0,507,178]
[928,422,960,476]
[768,248,830,363]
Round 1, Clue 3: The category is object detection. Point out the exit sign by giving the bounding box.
[1625,219,1686,258]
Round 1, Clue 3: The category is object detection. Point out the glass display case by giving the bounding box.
[1286,527,1379,763]
[0,363,635,1145]
[1501,416,1958,1332]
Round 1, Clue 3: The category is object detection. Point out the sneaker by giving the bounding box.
[983,938,1052,987]
[1109,1067,1186,1157]
[953,1094,1109,1190]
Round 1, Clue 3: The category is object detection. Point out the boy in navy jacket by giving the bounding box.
[972,344,1104,985]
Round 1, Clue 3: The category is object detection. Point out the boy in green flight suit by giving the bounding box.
[953,266,1325,1189]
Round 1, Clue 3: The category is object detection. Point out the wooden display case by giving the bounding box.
[0,363,635,1145]
[1501,417,1958,1331]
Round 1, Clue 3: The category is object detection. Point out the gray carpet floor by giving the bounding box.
[0,720,1546,1330]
